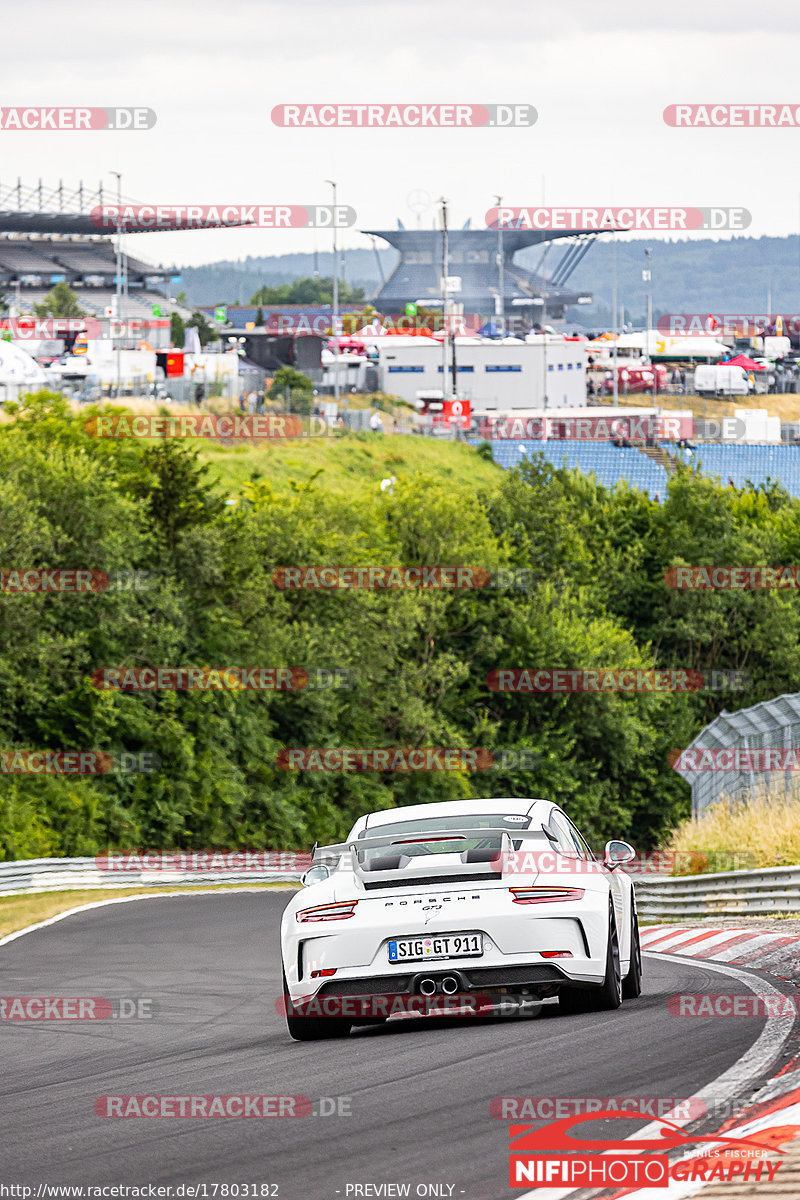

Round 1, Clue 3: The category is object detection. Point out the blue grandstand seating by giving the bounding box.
[660,442,800,498]
[470,439,670,501]
[472,438,800,503]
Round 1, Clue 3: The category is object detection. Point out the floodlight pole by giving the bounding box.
[439,197,450,401]
[326,180,341,411]
[645,247,653,348]
[110,171,122,397]
[618,226,623,410]
[542,241,549,437]
[645,247,655,398]
[494,194,504,331]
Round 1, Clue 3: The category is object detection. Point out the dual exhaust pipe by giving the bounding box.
[418,975,460,996]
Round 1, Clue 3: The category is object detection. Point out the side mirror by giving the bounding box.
[300,865,330,887]
[603,840,636,870]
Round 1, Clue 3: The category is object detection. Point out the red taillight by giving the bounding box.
[296,901,358,923]
[510,887,585,904]
[310,968,337,978]
[540,950,574,958]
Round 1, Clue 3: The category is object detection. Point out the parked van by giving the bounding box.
[693,364,749,396]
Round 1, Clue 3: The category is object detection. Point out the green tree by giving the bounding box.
[7,394,800,860]
[255,306,264,326]
[185,310,215,347]
[250,277,365,306]
[268,366,314,416]
[170,311,186,347]
[33,281,85,319]
[268,366,312,397]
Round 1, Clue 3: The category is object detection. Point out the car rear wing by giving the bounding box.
[310,826,553,881]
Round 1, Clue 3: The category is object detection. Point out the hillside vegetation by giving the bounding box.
[3,392,800,861]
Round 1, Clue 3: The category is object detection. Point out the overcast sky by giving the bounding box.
[3,0,800,267]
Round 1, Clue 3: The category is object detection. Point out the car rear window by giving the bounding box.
[357,813,534,861]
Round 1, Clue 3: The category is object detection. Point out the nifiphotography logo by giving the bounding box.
[507,1109,788,1188]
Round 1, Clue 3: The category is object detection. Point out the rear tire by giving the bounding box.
[594,902,623,1011]
[558,901,622,1014]
[282,969,352,1041]
[622,904,643,1000]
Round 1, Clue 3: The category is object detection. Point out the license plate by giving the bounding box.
[388,934,483,962]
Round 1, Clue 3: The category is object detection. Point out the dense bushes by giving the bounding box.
[1,393,798,859]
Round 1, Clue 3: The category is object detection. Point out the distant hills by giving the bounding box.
[177,235,800,325]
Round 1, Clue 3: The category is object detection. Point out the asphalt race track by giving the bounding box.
[0,892,783,1199]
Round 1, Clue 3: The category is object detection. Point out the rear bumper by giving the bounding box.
[316,962,570,997]
[282,886,621,1006]
[286,922,609,1002]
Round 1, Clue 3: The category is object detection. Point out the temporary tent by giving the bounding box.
[719,354,767,371]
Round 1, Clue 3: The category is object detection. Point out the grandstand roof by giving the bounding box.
[362,227,597,316]
[0,182,164,237]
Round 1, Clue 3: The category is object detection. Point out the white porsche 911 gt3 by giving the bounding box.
[280,797,642,1040]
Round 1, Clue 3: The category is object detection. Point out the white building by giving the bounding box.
[375,336,586,411]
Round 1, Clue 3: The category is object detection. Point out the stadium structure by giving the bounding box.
[0,182,328,374]
[0,181,191,348]
[362,220,597,320]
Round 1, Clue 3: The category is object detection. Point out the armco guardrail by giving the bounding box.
[2,857,799,914]
[0,856,305,896]
[634,863,800,919]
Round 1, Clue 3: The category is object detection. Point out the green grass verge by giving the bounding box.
[196,432,502,497]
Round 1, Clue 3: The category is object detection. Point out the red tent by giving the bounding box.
[719,354,766,370]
